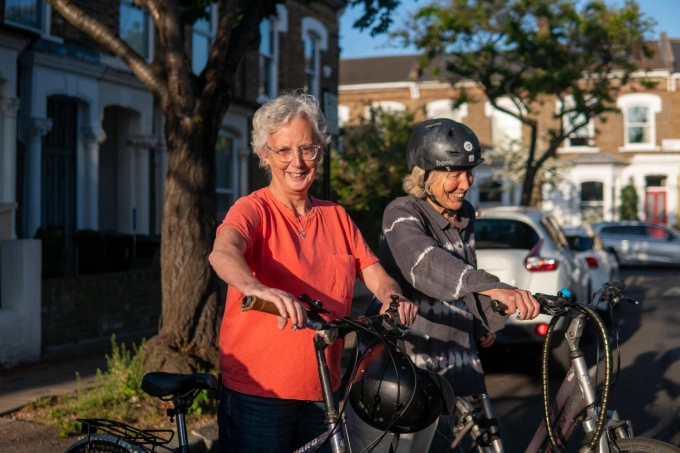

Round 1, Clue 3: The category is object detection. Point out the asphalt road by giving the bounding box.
[478,267,680,452]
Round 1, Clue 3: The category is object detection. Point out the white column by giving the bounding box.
[128,135,153,235]
[23,117,53,238]
[0,96,20,238]
[80,126,107,230]
[155,138,167,236]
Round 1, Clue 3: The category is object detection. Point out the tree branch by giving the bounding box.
[156,0,195,112]
[46,0,169,107]
[135,0,162,30]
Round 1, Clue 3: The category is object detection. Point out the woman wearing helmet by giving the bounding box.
[345,118,540,452]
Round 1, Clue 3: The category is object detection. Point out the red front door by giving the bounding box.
[645,189,666,224]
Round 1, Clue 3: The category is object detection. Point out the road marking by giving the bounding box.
[662,287,680,296]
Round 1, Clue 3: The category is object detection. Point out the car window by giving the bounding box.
[566,235,594,252]
[542,216,569,249]
[475,219,540,250]
[601,225,646,236]
[645,226,670,240]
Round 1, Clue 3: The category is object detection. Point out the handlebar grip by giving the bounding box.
[241,295,282,316]
[490,299,509,316]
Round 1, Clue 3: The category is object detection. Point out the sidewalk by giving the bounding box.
[0,294,374,452]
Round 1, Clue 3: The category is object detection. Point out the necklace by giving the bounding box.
[295,213,309,239]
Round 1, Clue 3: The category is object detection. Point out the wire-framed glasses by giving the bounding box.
[265,143,322,162]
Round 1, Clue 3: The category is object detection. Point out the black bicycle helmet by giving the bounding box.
[348,340,452,433]
[406,118,484,172]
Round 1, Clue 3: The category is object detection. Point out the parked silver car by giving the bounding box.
[592,221,680,266]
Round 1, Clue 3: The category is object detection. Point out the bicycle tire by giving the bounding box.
[64,433,147,453]
[616,437,680,453]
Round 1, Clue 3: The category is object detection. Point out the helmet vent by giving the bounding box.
[448,127,455,137]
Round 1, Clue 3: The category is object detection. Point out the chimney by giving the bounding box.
[660,32,675,70]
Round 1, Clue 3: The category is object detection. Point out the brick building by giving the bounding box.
[0,0,345,366]
[338,33,680,228]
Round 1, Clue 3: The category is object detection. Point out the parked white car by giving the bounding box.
[563,225,619,320]
[474,207,591,374]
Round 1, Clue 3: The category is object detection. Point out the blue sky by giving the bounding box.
[339,0,680,59]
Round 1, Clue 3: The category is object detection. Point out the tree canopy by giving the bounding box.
[395,0,655,205]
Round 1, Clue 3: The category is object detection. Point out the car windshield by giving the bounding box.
[475,219,540,249]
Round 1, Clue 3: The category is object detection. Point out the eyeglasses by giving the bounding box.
[265,143,322,162]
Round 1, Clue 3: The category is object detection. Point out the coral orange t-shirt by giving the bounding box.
[217,188,379,401]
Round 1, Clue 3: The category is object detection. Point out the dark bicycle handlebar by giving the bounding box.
[240,293,430,341]
[490,281,639,317]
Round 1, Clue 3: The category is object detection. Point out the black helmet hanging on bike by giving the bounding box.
[348,340,452,433]
[406,118,484,172]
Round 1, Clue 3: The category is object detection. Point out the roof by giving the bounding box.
[339,37,680,86]
[339,55,421,85]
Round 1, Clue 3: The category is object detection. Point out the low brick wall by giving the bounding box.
[41,268,161,357]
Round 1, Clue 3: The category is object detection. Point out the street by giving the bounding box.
[478,267,680,452]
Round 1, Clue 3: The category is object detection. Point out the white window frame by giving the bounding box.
[301,17,328,99]
[257,5,288,103]
[485,98,523,149]
[363,101,406,120]
[617,93,661,152]
[579,180,605,224]
[215,131,239,222]
[338,104,350,128]
[425,99,468,122]
[556,97,599,153]
[4,0,59,39]
[119,0,154,62]
[191,4,217,75]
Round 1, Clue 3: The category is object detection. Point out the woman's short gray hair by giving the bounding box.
[251,91,332,169]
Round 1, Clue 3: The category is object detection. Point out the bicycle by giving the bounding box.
[64,293,449,453]
[437,281,680,453]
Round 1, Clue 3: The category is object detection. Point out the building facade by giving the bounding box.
[0,0,345,366]
[338,34,680,228]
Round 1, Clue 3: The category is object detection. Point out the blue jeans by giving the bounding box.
[218,386,333,453]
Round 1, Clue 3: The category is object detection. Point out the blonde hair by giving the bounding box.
[403,167,475,199]
[403,167,444,199]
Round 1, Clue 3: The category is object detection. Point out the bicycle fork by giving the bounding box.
[452,394,504,453]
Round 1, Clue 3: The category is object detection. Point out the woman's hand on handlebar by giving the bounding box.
[378,295,418,327]
[243,284,307,330]
[478,288,541,321]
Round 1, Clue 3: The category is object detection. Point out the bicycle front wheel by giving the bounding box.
[616,437,680,453]
[65,433,146,453]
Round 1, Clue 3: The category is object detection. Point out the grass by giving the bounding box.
[9,335,219,439]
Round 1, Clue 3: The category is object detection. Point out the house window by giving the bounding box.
[580,181,604,224]
[259,18,275,100]
[479,180,503,204]
[301,17,328,99]
[192,5,216,75]
[425,99,468,122]
[485,99,522,149]
[557,97,598,152]
[304,33,319,97]
[617,93,661,151]
[120,0,151,60]
[364,101,406,120]
[216,134,239,223]
[5,0,43,31]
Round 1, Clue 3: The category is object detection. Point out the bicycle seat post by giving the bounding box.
[170,393,194,452]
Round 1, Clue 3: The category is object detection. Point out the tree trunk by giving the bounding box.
[521,161,539,207]
[143,111,222,374]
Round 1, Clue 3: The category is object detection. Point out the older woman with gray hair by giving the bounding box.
[345,118,540,452]
[208,91,416,453]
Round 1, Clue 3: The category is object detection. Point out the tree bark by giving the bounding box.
[143,111,222,373]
